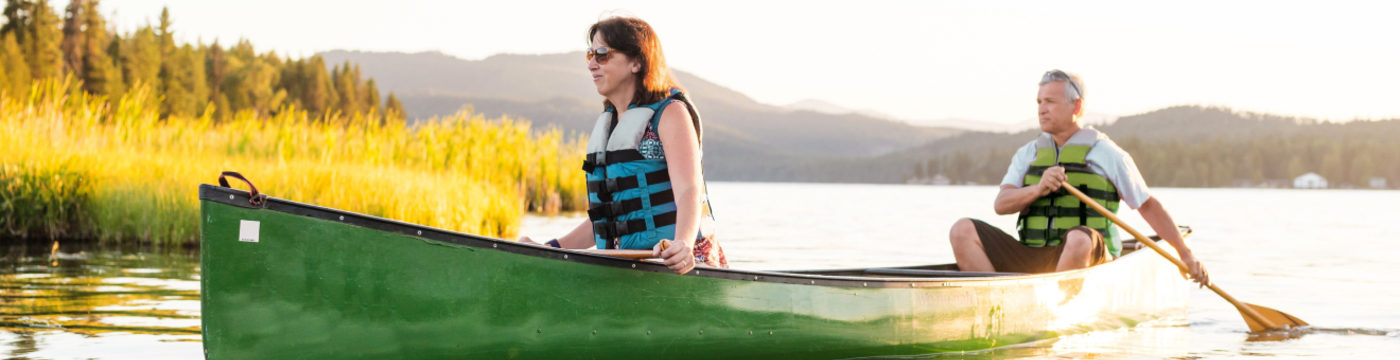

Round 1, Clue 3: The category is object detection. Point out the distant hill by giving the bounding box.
[318,51,960,167]
[752,106,1400,188]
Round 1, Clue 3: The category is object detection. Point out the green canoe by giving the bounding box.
[199,184,1191,359]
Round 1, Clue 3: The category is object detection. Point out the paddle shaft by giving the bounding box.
[579,240,671,260]
[1062,186,1280,330]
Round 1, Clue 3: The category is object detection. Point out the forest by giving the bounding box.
[0,0,403,121]
[909,106,1400,189]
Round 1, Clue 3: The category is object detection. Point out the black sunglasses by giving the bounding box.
[586,47,613,64]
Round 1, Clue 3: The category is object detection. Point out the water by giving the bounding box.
[6,183,1399,358]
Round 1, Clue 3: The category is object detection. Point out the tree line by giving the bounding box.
[910,117,1400,190]
[0,0,403,120]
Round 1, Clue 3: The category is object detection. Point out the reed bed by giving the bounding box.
[0,78,587,244]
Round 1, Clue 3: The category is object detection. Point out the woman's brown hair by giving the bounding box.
[588,16,684,110]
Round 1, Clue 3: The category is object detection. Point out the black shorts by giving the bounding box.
[970,219,1109,274]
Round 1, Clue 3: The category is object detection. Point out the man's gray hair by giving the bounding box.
[1039,70,1084,103]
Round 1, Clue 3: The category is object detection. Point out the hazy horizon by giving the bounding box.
[81,0,1400,125]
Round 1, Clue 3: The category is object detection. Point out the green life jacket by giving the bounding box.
[1017,128,1120,253]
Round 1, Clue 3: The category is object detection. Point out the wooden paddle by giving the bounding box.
[1064,185,1307,332]
[581,240,671,260]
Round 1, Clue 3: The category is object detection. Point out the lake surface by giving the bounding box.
[5,183,1399,359]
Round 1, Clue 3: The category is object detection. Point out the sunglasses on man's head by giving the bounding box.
[1043,70,1082,99]
[586,47,612,64]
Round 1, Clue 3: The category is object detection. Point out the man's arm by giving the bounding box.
[995,166,1066,215]
[1137,196,1210,287]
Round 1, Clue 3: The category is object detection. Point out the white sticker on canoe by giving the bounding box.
[239,220,260,243]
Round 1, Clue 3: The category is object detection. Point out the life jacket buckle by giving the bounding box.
[609,202,625,217]
[605,178,620,194]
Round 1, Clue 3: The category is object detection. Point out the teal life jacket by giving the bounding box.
[582,89,717,250]
[1016,128,1122,256]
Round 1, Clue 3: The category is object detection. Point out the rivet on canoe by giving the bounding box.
[339,216,345,221]
[863,283,868,287]
[810,280,815,284]
[632,264,637,268]
[229,195,235,200]
[754,276,759,280]
[417,230,422,235]
[493,244,497,248]
[564,254,568,259]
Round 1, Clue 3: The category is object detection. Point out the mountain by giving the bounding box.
[744,106,1400,186]
[319,51,961,169]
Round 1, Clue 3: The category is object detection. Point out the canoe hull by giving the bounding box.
[199,185,1188,359]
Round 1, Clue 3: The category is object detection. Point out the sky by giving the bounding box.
[69,0,1400,125]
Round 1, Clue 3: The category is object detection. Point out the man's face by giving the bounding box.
[1037,81,1081,134]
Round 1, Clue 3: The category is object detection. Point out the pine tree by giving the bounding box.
[0,32,30,98]
[160,44,206,117]
[332,60,362,115]
[205,41,227,119]
[364,78,381,115]
[59,0,85,77]
[155,7,191,118]
[385,91,404,120]
[120,25,160,95]
[23,0,63,81]
[75,0,120,97]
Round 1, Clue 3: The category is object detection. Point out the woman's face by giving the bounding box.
[589,33,640,100]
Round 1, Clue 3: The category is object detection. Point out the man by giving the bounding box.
[947,70,1209,286]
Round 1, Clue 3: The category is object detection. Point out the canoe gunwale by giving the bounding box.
[199,184,1183,289]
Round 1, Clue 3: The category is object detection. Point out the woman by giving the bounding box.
[520,16,725,274]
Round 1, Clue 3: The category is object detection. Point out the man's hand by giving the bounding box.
[1179,252,1211,288]
[1037,166,1068,195]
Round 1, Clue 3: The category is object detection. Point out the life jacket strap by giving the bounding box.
[582,150,647,173]
[1019,227,1112,245]
[593,211,679,244]
[586,190,676,221]
[586,169,671,195]
[1027,163,1095,177]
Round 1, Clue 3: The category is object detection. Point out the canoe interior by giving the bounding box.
[198,184,1191,360]
[780,237,1167,278]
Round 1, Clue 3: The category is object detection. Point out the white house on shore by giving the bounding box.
[1294,173,1328,189]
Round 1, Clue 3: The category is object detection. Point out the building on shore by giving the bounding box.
[1371,177,1388,189]
[1293,173,1328,189]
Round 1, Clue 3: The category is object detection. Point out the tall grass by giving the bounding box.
[0,78,587,244]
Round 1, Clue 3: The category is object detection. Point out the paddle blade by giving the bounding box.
[1240,302,1308,332]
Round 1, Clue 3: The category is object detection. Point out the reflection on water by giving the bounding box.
[0,241,201,359]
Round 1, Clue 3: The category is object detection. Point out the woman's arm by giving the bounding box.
[519,219,595,249]
[653,101,702,274]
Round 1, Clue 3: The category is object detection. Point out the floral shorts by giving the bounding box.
[692,235,729,268]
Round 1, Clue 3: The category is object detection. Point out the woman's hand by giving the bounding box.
[653,239,695,274]
[517,236,541,245]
